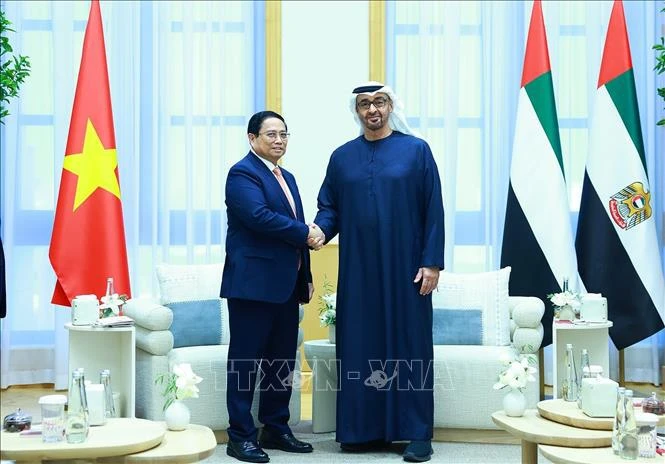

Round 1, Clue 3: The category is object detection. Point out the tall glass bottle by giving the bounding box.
[612,387,626,454]
[66,369,89,443]
[563,344,578,401]
[577,349,591,407]
[619,390,638,460]
[100,369,116,419]
[105,277,115,299]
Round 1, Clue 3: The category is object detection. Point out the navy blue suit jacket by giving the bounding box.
[220,152,312,304]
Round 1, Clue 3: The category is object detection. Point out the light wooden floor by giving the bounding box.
[1,377,660,445]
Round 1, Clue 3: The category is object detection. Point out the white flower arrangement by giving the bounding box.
[493,352,537,393]
[548,290,582,310]
[318,279,336,327]
[155,363,203,411]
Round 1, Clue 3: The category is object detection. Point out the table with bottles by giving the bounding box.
[65,323,135,418]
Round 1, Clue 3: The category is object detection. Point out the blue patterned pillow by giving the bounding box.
[432,308,483,345]
[165,299,223,348]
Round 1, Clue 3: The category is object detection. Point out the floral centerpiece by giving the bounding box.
[493,352,538,393]
[548,289,581,320]
[154,363,203,411]
[493,349,537,417]
[318,279,336,328]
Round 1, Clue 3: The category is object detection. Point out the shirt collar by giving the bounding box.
[250,148,278,172]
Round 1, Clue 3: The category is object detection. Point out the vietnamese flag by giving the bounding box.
[49,0,130,306]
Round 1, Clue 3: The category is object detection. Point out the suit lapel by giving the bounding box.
[247,153,297,219]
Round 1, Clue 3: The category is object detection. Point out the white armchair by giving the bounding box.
[123,264,304,436]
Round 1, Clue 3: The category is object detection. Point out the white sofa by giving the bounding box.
[432,295,544,428]
[123,264,304,435]
[126,265,544,433]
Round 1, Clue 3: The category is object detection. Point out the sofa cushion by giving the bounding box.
[156,263,224,305]
[433,267,512,346]
[432,308,483,345]
[165,299,223,348]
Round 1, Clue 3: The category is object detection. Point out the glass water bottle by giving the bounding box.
[619,390,638,460]
[563,343,578,401]
[612,387,626,454]
[66,369,89,444]
[100,369,116,419]
[577,348,591,407]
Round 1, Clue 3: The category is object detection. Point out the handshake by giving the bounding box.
[307,223,325,251]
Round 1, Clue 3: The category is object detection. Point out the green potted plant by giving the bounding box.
[655,5,665,125]
[0,10,31,123]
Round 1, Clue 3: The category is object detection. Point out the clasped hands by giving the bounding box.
[307,223,325,251]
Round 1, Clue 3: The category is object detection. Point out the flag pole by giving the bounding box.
[539,348,545,400]
[618,349,625,387]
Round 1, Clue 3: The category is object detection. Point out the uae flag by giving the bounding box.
[49,0,131,306]
[576,0,664,350]
[501,0,578,347]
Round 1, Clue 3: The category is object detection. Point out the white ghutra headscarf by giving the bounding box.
[349,81,420,137]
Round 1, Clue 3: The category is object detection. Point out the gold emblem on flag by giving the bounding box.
[608,182,652,230]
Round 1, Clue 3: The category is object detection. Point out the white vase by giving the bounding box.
[503,389,526,417]
[328,325,336,344]
[164,400,190,431]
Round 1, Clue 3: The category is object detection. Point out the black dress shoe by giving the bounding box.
[226,440,270,463]
[340,439,391,452]
[259,428,313,453]
[403,440,433,462]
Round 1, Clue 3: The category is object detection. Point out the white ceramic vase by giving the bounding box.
[164,400,190,431]
[503,389,526,417]
[328,325,336,344]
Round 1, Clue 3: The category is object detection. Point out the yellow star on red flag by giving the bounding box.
[63,119,120,211]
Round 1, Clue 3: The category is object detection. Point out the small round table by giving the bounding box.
[0,418,164,463]
[491,410,611,464]
[303,339,337,433]
[539,444,655,464]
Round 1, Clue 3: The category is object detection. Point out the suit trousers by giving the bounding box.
[226,290,299,442]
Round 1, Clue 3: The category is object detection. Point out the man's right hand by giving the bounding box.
[307,223,325,250]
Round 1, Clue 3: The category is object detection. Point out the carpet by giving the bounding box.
[200,422,555,464]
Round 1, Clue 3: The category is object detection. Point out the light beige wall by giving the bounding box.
[279,1,370,370]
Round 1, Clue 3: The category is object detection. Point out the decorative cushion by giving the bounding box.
[432,308,483,345]
[509,296,545,328]
[156,263,224,305]
[164,299,223,348]
[433,267,512,346]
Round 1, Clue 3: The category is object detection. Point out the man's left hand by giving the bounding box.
[308,283,314,301]
[413,266,440,296]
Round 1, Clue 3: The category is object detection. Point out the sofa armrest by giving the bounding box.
[124,297,175,355]
[124,297,173,331]
[508,296,545,354]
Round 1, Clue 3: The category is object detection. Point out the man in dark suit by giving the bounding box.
[221,111,321,463]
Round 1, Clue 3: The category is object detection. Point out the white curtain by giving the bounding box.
[386,0,664,386]
[0,0,258,389]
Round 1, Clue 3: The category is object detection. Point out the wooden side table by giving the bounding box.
[66,323,136,418]
[539,444,655,464]
[491,410,611,464]
[102,423,217,463]
[0,418,163,463]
